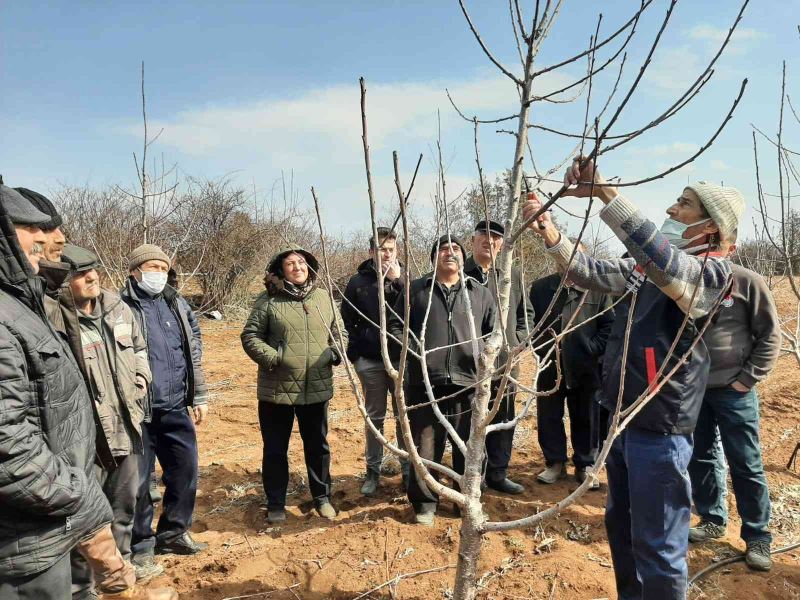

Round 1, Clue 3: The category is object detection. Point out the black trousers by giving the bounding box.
[258,400,331,509]
[0,552,71,600]
[72,454,139,598]
[590,391,610,456]
[131,408,198,555]
[536,380,595,468]
[406,384,473,514]
[484,382,516,483]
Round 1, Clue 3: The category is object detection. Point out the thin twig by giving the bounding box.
[351,565,455,600]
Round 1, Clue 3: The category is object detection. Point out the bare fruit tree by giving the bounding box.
[308,1,749,598]
[751,32,800,366]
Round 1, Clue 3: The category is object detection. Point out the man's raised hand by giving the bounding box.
[562,157,618,204]
[522,192,551,234]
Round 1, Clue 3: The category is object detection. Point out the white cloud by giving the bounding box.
[645,46,702,93]
[116,72,571,162]
[710,159,730,170]
[648,142,699,157]
[644,23,762,94]
[109,70,574,229]
[689,25,764,54]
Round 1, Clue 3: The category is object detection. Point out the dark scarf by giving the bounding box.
[283,279,314,300]
[265,272,314,300]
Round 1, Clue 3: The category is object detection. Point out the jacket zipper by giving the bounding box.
[303,300,310,400]
[157,300,176,406]
[444,285,454,383]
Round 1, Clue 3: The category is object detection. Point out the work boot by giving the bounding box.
[149,473,162,504]
[360,469,380,496]
[155,532,208,556]
[101,586,178,599]
[316,500,336,520]
[688,520,726,543]
[575,467,600,490]
[76,525,137,591]
[414,509,435,527]
[745,540,773,571]
[537,463,567,484]
[486,477,525,495]
[267,508,286,524]
[131,551,164,583]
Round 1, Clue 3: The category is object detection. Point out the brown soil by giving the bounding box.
[141,319,800,600]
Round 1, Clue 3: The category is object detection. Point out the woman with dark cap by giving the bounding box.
[241,245,346,524]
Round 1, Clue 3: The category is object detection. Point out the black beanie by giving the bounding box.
[430,234,466,263]
[14,187,62,230]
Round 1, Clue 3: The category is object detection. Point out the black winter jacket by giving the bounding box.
[463,256,534,377]
[388,274,495,387]
[120,278,208,418]
[530,273,614,389]
[0,206,112,578]
[601,276,712,434]
[342,259,404,362]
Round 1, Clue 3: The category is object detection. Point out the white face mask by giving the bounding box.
[138,270,168,295]
[659,217,710,249]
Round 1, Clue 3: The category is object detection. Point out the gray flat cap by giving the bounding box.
[62,244,100,273]
[0,184,51,225]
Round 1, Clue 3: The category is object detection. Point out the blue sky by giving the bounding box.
[2,1,798,243]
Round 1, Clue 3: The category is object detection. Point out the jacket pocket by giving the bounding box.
[83,354,107,403]
[33,339,69,407]
[115,335,134,350]
[274,341,285,368]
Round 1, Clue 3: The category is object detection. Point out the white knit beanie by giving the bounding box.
[685,181,745,240]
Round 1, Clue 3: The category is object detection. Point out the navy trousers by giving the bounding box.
[689,386,772,543]
[131,408,198,554]
[605,427,693,600]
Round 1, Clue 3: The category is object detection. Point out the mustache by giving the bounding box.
[30,243,44,256]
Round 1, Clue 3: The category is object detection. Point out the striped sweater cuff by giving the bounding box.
[544,233,576,267]
[599,195,638,235]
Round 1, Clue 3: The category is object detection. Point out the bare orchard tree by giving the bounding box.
[111,61,187,246]
[55,184,144,288]
[58,64,192,287]
[751,48,800,366]
[312,2,749,598]
[171,176,311,313]
[749,26,800,475]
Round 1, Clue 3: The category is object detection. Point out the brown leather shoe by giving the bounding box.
[101,586,178,599]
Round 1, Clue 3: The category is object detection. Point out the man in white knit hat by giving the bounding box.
[524,160,744,600]
[121,244,210,580]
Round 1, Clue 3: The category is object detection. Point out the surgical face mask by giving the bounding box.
[138,269,168,295]
[659,217,710,249]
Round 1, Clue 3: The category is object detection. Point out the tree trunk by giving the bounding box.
[451,376,493,600]
[452,497,484,600]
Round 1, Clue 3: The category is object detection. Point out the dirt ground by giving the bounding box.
[141,309,800,599]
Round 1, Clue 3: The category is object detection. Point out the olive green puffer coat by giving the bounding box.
[241,246,346,405]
